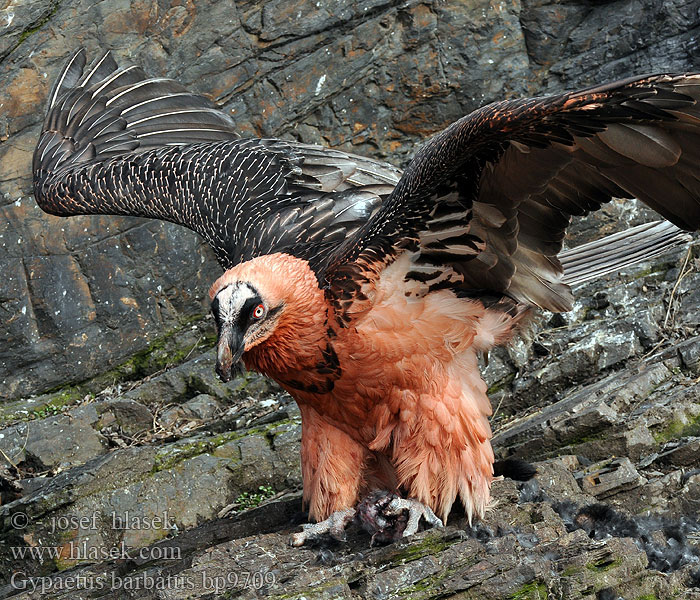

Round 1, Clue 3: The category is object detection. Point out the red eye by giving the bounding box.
[252,304,265,319]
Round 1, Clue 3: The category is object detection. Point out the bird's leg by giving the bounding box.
[388,361,497,525]
[289,493,444,546]
[291,405,368,546]
[289,507,356,546]
[383,496,443,537]
[298,405,367,515]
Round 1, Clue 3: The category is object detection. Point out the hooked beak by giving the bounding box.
[215,323,245,383]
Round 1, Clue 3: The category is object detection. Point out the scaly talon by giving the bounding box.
[385,497,444,537]
[289,507,356,546]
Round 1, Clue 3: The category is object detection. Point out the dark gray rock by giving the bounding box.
[578,457,646,499]
[0,417,302,579]
[158,394,223,429]
[180,394,222,420]
[653,436,700,467]
[678,336,700,374]
[0,406,105,472]
[1,0,699,400]
[95,398,153,437]
[522,0,700,90]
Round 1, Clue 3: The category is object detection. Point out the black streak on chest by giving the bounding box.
[285,337,341,395]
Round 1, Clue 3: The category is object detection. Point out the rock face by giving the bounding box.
[1,1,700,598]
[1,0,699,400]
[1,247,700,598]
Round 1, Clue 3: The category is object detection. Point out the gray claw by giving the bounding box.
[289,508,356,546]
[385,497,444,537]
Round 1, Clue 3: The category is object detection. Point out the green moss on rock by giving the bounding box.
[233,485,276,511]
[15,1,61,47]
[507,581,548,599]
[107,313,214,382]
[151,431,243,473]
[3,314,214,428]
[586,557,622,573]
[151,419,292,473]
[652,413,700,445]
[561,565,580,577]
[390,531,458,565]
[0,386,92,426]
[487,373,515,396]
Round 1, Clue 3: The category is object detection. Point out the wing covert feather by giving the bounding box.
[323,73,700,317]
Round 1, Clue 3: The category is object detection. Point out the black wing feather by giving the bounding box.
[323,73,700,317]
[33,48,401,271]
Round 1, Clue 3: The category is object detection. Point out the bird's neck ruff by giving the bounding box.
[209,253,332,385]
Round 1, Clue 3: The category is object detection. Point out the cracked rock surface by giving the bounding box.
[1,0,699,400]
[1,1,700,599]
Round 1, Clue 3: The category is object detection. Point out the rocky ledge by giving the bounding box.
[0,203,699,599]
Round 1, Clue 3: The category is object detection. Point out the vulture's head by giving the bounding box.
[209,280,284,382]
[208,253,325,382]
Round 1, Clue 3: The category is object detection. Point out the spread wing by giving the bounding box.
[323,73,700,321]
[33,48,401,270]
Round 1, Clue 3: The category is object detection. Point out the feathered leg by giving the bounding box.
[290,404,370,545]
[298,404,368,522]
[389,354,496,523]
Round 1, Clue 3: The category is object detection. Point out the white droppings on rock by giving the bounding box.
[314,74,327,96]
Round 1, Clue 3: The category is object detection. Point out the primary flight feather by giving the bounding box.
[34,48,700,542]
